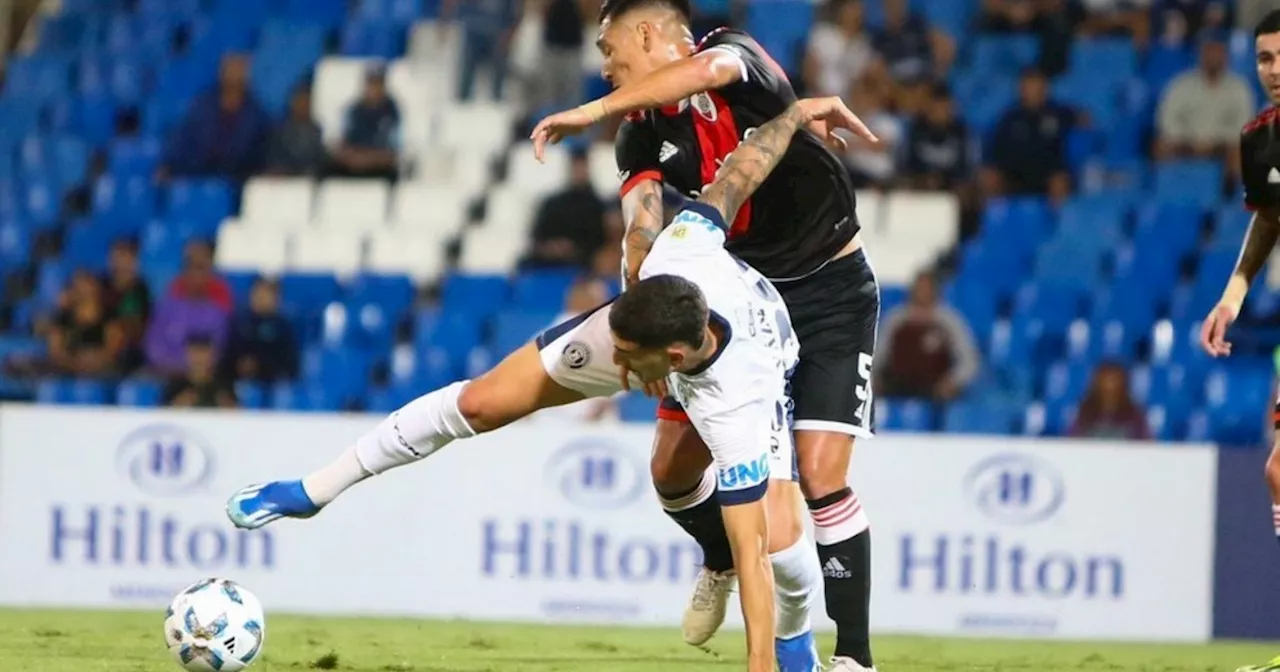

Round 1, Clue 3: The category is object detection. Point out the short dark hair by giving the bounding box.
[599,0,691,24]
[1258,10,1280,39]
[609,274,707,350]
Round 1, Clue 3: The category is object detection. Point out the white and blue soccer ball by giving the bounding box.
[164,578,266,672]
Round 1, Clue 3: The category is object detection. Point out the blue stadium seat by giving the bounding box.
[441,274,510,319]
[877,398,936,432]
[222,271,261,307]
[944,279,999,345]
[1203,362,1272,445]
[743,0,814,75]
[109,137,162,179]
[117,378,162,407]
[63,222,116,271]
[1068,38,1138,81]
[23,177,61,228]
[511,269,579,313]
[5,56,73,100]
[1153,161,1224,210]
[355,0,424,23]
[235,380,267,409]
[348,273,416,317]
[301,346,373,401]
[1042,361,1090,405]
[1145,44,1193,94]
[36,378,112,405]
[944,400,1019,435]
[341,20,406,58]
[271,381,339,412]
[415,309,484,370]
[1132,201,1202,257]
[0,219,32,268]
[492,310,558,358]
[618,393,659,422]
[970,35,1040,78]
[167,178,233,222]
[1014,282,1084,334]
[280,272,343,316]
[93,175,155,229]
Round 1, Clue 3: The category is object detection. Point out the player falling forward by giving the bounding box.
[531,2,881,669]
[1200,11,1280,672]
[227,97,865,672]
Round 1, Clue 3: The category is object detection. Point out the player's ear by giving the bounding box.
[637,21,653,52]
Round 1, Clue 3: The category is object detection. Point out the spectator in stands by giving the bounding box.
[531,0,587,112]
[146,242,231,375]
[977,0,1040,33]
[1155,34,1254,180]
[224,278,298,384]
[159,53,269,182]
[875,271,980,402]
[982,67,1076,202]
[102,239,150,371]
[265,84,328,177]
[36,271,124,377]
[1069,361,1150,440]
[902,84,970,191]
[842,80,902,188]
[332,65,401,181]
[1154,0,1231,45]
[163,335,237,409]
[804,0,877,98]
[523,150,607,268]
[446,0,518,102]
[1078,0,1151,47]
[874,0,954,114]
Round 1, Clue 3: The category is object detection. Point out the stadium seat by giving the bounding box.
[511,269,578,313]
[460,223,529,274]
[290,230,365,276]
[167,178,233,222]
[492,310,558,357]
[390,184,469,236]
[1154,161,1224,210]
[117,378,162,407]
[366,231,447,281]
[944,400,1019,435]
[241,177,315,228]
[215,224,289,274]
[314,179,391,230]
[618,393,659,422]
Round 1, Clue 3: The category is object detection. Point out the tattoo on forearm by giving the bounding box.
[699,104,806,222]
[622,182,664,275]
[1235,210,1280,283]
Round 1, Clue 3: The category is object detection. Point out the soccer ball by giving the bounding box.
[163,578,266,671]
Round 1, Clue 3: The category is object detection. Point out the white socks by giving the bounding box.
[771,536,821,640]
[302,381,477,506]
[810,490,870,546]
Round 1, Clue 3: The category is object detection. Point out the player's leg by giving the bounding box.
[228,305,620,530]
[649,414,736,645]
[767,421,823,672]
[779,250,880,672]
[1267,423,1280,548]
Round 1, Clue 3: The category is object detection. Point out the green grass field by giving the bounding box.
[1,609,1276,671]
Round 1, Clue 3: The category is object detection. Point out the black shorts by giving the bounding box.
[658,249,880,438]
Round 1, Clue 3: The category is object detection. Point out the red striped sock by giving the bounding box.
[809,490,870,546]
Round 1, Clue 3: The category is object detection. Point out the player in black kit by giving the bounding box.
[531,1,881,669]
[1204,11,1280,613]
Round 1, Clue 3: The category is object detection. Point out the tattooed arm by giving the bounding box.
[697,103,807,224]
[621,179,665,287]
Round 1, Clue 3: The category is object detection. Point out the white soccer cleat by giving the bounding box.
[681,568,736,645]
[828,657,877,672]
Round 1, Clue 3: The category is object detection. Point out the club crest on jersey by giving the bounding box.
[562,341,591,369]
[690,93,718,122]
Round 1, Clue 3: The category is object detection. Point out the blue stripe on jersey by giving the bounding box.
[677,201,729,232]
[717,479,769,506]
[534,298,617,350]
[685,310,733,376]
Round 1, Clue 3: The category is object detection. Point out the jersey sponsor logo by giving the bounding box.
[561,341,591,369]
[659,141,679,163]
[718,452,770,490]
[669,223,689,239]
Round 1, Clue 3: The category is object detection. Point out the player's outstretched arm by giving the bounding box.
[697,103,807,224]
[1203,205,1280,356]
[721,498,776,672]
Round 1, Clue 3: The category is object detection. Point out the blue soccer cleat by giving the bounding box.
[226,481,320,530]
[776,630,822,672]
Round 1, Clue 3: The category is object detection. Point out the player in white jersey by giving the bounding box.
[226,97,860,672]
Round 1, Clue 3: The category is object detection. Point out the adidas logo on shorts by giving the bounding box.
[823,557,852,580]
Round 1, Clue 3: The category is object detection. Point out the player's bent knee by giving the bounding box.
[765,483,804,553]
[650,419,713,494]
[795,431,856,500]
[457,344,580,432]
[1266,447,1280,490]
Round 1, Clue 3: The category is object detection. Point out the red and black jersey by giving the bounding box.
[1241,106,1280,212]
[614,28,859,281]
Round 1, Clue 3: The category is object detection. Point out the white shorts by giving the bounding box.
[536,304,796,483]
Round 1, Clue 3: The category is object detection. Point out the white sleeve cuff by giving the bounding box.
[702,45,749,83]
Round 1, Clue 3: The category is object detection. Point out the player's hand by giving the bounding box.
[1200,302,1240,357]
[795,96,877,150]
[530,107,596,162]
